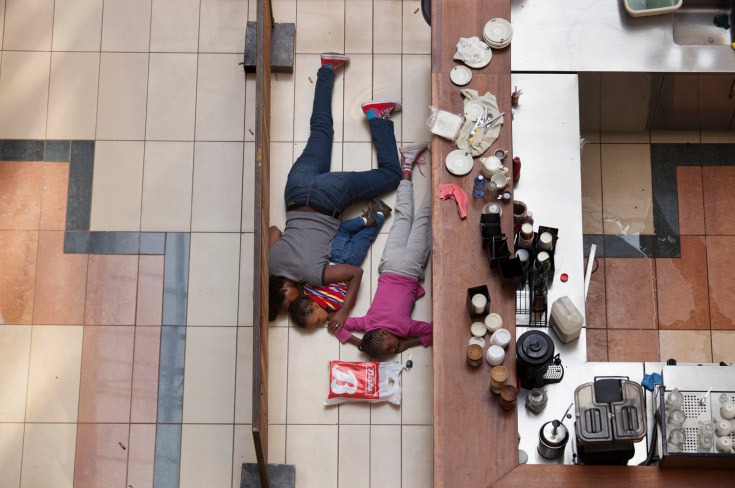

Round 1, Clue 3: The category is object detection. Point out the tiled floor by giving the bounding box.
[581,130,735,364]
[0,1,433,488]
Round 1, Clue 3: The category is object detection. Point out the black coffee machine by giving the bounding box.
[574,377,646,465]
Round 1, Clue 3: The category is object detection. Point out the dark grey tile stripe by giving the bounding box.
[89,232,141,254]
[141,232,166,255]
[44,140,71,161]
[65,141,95,231]
[0,139,44,160]
[63,231,90,254]
[163,233,190,326]
[153,423,182,488]
[157,325,186,423]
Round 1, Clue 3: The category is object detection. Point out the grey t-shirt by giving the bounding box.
[269,211,340,285]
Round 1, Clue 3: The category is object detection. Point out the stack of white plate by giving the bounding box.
[483,18,513,49]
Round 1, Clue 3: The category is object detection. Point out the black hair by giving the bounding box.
[289,294,313,328]
[268,276,286,321]
[359,329,384,357]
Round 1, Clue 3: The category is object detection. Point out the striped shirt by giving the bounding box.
[304,282,347,312]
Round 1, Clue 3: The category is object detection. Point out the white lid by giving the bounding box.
[537,251,550,262]
[485,312,503,332]
[483,18,513,47]
[491,328,511,348]
[485,345,505,365]
[521,223,533,234]
[539,232,553,244]
[468,336,486,348]
[471,293,487,307]
[471,321,487,338]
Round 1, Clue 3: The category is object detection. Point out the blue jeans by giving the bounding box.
[284,67,402,217]
[330,214,385,266]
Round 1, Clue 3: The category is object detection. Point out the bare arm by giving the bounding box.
[268,226,282,247]
[398,337,424,353]
[323,263,363,329]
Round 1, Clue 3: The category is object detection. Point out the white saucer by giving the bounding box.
[450,65,472,86]
[464,100,486,120]
[464,42,493,69]
[445,150,474,176]
[483,18,513,49]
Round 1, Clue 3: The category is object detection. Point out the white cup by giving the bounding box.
[485,345,505,366]
[490,172,508,190]
[471,294,487,314]
[716,435,733,453]
[480,156,505,179]
[721,401,735,420]
[484,312,503,334]
[715,418,732,436]
[471,321,487,338]
[490,328,511,349]
[468,336,486,348]
[538,231,553,251]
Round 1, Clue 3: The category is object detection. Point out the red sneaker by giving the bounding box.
[320,53,350,71]
[361,99,402,119]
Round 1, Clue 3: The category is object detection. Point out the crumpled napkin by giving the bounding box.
[453,37,486,65]
[438,184,468,219]
[455,89,504,157]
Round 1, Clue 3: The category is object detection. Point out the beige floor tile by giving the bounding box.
[196,54,246,141]
[25,326,82,422]
[581,143,603,234]
[101,0,151,52]
[199,0,249,53]
[286,425,338,488]
[659,330,712,363]
[345,1,373,53]
[343,55,373,143]
[338,425,370,488]
[650,131,700,144]
[296,0,345,54]
[180,424,233,488]
[401,345,433,425]
[242,143,255,233]
[245,75,256,142]
[271,72,296,142]
[268,142,295,231]
[268,327,289,423]
[272,0,296,22]
[373,55,403,139]
[183,327,237,423]
[4,0,53,50]
[237,234,254,326]
[52,0,103,51]
[191,142,243,232]
[712,331,735,363]
[0,423,23,488]
[96,53,149,140]
[150,0,200,52]
[402,55,431,143]
[46,52,99,140]
[403,1,431,54]
[146,53,198,141]
[600,143,654,235]
[600,131,650,144]
[374,1,402,54]
[21,423,76,488]
[90,141,144,231]
[287,327,339,424]
[0,326,31,422]
[234,326,253,423]
[141,141,194,232]
[338,343,371,424]
[402,426,433,488]
[294,54,345,143]
[0,51,50,139]
[187,233,240,326]
[701,131,735,143]
[371,399,402,425]
[371,425,401,488]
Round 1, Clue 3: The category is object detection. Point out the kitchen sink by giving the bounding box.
[673,0,735,45]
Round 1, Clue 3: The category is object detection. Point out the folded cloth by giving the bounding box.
[456,89,504,157]
[453,37,486,64]
[438,184,468,219]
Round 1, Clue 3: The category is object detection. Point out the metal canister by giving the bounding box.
[537,420,569,459]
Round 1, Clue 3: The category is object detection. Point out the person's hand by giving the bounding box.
[326,309,347,334]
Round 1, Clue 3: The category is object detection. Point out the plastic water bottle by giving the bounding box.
[473,175,486,198]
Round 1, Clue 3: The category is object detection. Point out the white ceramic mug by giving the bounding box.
[485,345,505,366]
[471,321,487,338]
[490,328,511,349]
[484,312,503,333]
[471,294,487,314]
[721,401,735,420]
[715,418,732,436]
[490,172,508,190]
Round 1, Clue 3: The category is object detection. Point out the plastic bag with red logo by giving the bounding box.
[325,360,403,405]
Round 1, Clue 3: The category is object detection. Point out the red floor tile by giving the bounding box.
[127,424,156,488]
[74,423,129,488]
[33,231,88,325]
[676,166,705,235]
[40,162,70,230]
[702,166,735,235]
[0,230,38,324]
[586,329,608,362]
[607,329,660,362]
[656,236,709,330]
[0,161,42,230]
[85,255,138,325]
[131,326,161,423]
[604,258,657,329]
[706,236,735,329]
[584,257,606,329]
[78,326,135,423]
[136,255,164,326]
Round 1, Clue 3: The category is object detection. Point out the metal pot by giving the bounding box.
[537,420,569,460]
